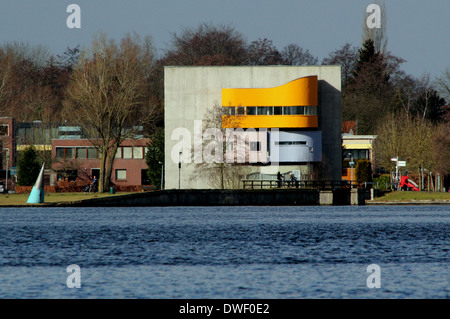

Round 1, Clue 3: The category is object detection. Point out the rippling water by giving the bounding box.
[0,205,448,298]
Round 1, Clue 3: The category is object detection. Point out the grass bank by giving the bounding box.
[0,192,136,206]
[371,190,450,203]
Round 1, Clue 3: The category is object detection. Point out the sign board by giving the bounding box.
[349,161,355,166]
[390,157,398,162]
[397,161,406,167]
[10,167,17,176]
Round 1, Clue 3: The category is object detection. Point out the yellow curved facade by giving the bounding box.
[222,115,318,129]
[222,76,318,107]
[221,76,318,129]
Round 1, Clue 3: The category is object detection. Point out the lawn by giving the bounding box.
[0,192,132,206]
[374,191,450,202]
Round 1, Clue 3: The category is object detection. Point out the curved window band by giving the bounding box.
[222,106,317,116]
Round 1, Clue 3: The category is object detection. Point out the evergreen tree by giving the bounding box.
[145,128,164,189]
[17,146,41,186]
[411,89,446,124]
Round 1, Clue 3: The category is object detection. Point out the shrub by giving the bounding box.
[355,159,372,184]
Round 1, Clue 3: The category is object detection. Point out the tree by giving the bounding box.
[412,89,446,124]
[280,44,318,66]
[189,104,251,189]
[164,23,248,66]
[145,128,164,189]
[343,39,394,134]
[63,32,158,192]
[17,146,41,186]
[322,43,358,89]
[435,66,450,102]
[245,38,282,65]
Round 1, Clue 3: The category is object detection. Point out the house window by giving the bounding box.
[123,147,133,159]
[77,147,87,159]
[133,147,144,159]
[56,147,65,159]
[55,147,75,159]
[115,148,122,159]
[116,169,127,180]
[250,141,261,152]
[65,148,75,159]
[87,148,97,159]
[0,125,8,136]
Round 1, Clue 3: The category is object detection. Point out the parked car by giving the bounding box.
[0,181,4,193]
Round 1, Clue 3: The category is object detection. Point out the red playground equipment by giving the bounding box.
[399,175,420,191]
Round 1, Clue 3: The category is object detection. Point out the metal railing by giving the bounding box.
[242,179,356,190]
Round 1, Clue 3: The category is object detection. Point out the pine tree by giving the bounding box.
[17,146,41,186]
[145,128,164,189]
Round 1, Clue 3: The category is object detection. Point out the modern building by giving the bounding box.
[164,66,342,189]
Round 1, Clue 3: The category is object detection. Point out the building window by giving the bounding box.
[116,169,127,180]
[250,141,261,151]
[56,148,65,159]
[65,148,75,159]
[115,148,122,159]
[223,107,236,116]
[77,147,87,159]
[257,107,273,115]
[123,147,133,159]
[275,141,307,146]
[133,147,144,159]
[0,125,8,136]
[246,106,256,115]
[87,148,97,159]
[237,106,245,115]
[56,147,75,159]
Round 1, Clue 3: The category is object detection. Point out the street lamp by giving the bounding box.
[4,151,9,193]
[348,152,354,189]
[178,151,182,189]
[159,161,164,190]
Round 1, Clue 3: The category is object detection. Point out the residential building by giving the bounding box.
[51,138,150,187]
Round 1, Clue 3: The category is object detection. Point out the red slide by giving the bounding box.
[399,176,420,191]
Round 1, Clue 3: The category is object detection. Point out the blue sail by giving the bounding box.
[27,163,45,204]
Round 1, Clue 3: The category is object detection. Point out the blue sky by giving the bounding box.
[0,0,448,79]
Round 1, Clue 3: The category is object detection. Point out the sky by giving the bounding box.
[0,0,448,79]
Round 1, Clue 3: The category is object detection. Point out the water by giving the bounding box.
[0,205,448,299]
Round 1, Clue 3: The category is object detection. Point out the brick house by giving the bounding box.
[51,138,150,187]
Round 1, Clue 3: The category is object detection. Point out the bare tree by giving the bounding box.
[322,43,358,88]
[189,104,251,189]
[63,32,158,192]
[281,44,318,66]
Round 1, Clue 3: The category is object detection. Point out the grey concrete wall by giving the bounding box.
[164,66,342,189]
[62,189,368,207]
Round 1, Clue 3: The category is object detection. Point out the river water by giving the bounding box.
[0,205,448,299]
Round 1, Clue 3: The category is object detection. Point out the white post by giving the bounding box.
[5,152,9,192]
